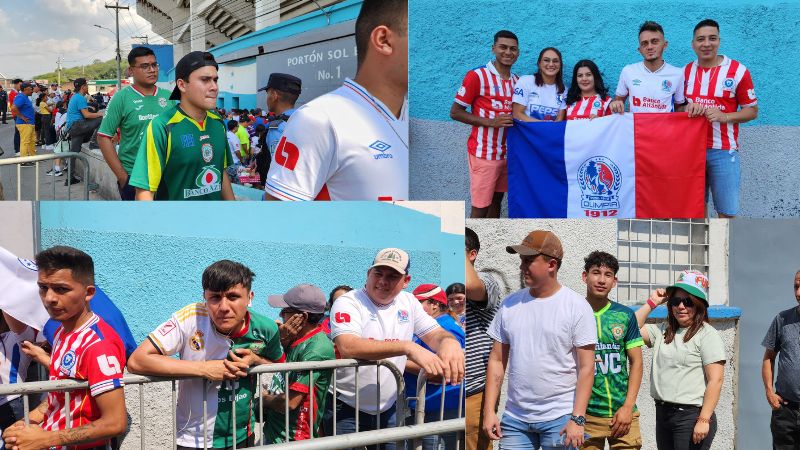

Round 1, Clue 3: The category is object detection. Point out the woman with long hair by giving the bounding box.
[635,271,726,450]
[511,47,567,122]
[565,59,612,120]
[446,282,466,328]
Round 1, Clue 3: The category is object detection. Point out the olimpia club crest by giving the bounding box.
[577,156,621,217]
[183,165,222,198]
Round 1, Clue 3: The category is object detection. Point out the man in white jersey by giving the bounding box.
[0,311,37,442]
[330,248,465,449]
[482,231,596,450]
[128,260,285,450]
[610,21,687,114]
[264,0,408,201]
[684,19,758,218]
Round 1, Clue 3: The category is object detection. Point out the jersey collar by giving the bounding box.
[693,55,730,69]
[486,61,515,80]
[69,312,99,334]
[175,104,209,131]
[131,85,159,97]
[641,60,668,74]
[290,325,324,348]
[593,300,612,317]
[343,78,404,122]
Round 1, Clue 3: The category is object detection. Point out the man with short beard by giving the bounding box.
[130,51,234,200]
[762,270,800,450]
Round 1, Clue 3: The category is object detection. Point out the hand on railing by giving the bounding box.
[407,344,447,381]
[436,339,465,386]
[201,359,245,381]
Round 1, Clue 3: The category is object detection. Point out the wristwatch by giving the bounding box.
[570,415,586,426]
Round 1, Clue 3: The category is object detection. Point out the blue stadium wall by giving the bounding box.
[410,0,800,217]
[38,202,462,342]
[211,0,362,111]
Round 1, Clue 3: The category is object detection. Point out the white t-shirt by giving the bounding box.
[512,75,567,120]
[615,61,686,113]
[487,285,597,422]
[226,130,241,164]
[265,78,408,201]
[0,326,36,407]
[330,288,440,414]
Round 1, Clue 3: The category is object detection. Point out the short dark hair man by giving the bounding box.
[0,85,8,127]
[262,284,335,443]
[464,226,504,450]
[684,19,758,218]
[66,78,105,154]
[2,246,127,450]
[128,260,285,449]
[762,270,800,449]
[581,251,644,450]
[610,21,687,114]
[98,46,173,200]
[265,0,408,201]
[11,82,37,162]
[129,51,234,200]
[451,30,520,219]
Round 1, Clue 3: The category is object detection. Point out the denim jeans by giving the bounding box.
[499,413,580,450]
[335,399,398,450]
[705,148,740,216]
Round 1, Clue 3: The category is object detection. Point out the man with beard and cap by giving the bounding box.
[129,51,234,200]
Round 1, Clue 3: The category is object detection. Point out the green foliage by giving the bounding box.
[33,58,129,82]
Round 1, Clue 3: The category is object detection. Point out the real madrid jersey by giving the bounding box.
[330,289,440,414]
[264,78,408,201]
[511,76,567,120]
[129,105,229,200]
[97,85,173,175]
[587,301,643,418]
[147,303,285,448]
[615,61,686,113]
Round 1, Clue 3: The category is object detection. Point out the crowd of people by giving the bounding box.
[2,0,408,202]
[0,245,465,450]
[452,19,758,219]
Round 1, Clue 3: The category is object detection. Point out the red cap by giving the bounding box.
[412,284,447,306]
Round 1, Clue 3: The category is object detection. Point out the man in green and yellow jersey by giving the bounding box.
[130,51,234,200]
[581,251,644,450]
[263,284,335,443]
[98,47,173,200]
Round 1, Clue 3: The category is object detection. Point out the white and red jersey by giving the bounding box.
[684,56,757,150]
[42,314,125,450]
[616,62,686,113]
[566,95,612,120]
[0,326,37,407]
[454,61,519,160]
[330,288,440,414]
[265,78,408,201]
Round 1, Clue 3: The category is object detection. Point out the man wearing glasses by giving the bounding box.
[98,46,172,200]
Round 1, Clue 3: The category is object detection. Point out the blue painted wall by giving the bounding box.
[39,202,463,343]
[410,0,796,126]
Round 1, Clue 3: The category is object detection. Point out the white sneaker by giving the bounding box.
[46,168,64,177]
[45,145,54,151]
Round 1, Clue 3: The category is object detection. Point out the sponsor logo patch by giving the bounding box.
[397,310,409,323]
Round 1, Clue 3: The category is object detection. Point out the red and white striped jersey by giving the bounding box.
[42,314,125,450]
[454,61,518,160]
[566,95,612,120]
[684,56,757,150]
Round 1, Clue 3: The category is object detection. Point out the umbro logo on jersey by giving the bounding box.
[632,79,642,86]
[370,140,393,160]
[181,134,195,148]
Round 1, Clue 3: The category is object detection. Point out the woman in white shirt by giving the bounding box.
[511,47,567,122]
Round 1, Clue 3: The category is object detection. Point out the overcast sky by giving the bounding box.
[0,0,161,79]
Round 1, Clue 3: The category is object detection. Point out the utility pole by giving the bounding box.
[56,55,63,86]
[105,2,129,90]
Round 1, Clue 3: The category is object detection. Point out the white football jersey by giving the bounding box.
[265,78,408,201]
[330,288,440,413]
[616,62,686,113]
[512,76,567,120]
[0,327,36,407]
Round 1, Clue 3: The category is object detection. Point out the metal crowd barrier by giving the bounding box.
[0,152,90,200]
[0,358,465,449]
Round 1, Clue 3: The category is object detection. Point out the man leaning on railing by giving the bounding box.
[127,260,285,450]
[261,284,335,443]
[2,246,127,450]
[329,248,466,450]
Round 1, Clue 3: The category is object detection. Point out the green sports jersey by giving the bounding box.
[97,85,173,174]
[587,301,644,418]
[264,327,334,443]
[129,105,229,200]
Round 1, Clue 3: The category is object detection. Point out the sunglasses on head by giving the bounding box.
[668,296,694,308]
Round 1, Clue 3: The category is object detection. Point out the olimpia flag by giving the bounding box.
[507,113,708,218]
[0,246,49,331]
